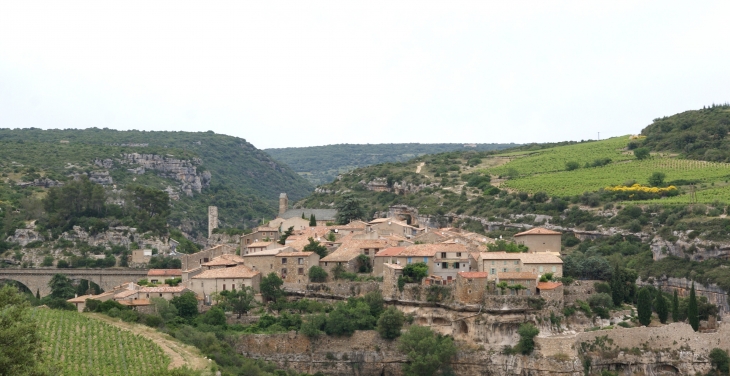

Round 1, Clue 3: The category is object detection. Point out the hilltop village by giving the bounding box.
[47,193,728,376]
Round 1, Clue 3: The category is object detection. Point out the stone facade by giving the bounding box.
[208,206,218,238]
[276,252,320,284]
[454,272,490,304]
[180,244,235,272]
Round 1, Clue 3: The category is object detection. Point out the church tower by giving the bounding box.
[279,193,288,216]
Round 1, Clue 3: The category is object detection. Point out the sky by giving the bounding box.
[1,1,730,150]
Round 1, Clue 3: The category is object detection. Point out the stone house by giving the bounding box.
[455,271,490,304]
[366,218,424,239]
[473,252,563,280]
[321,238,399,275]
[373,247,406,276]
[373,243,469,282]
[131,249,153,264]
[537,281,564,303]
[496,272,538,295]
[474,252,524,279]
[240,226,280,250]
[147,269,182,284]
[181,244,235,272]
[137,286,192,300]
[201,254,247,269]
[319,248,361,275]
[190,265,261,297]
[514,227,562,253]
[519,253,563,278]
[274,252,320,283]
[244,241,280,255]
[241,246,293,275]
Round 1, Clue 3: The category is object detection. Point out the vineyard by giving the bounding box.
[33,308,170,376]
[501,158,730,198]
[488,136,633,176]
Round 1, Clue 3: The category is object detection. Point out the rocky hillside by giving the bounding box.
[0,128,313,237]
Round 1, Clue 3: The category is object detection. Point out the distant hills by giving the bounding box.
[0,128,313,236]
[265,143,518,186]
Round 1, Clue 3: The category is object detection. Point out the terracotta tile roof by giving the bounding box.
[469,252,481,261]
[114,290,138,299]
[276,252,315,257]
[285,238,311,251]
[68,294,94,303]
[497,272,538,280]
[397,243,468,257]
[248,241,275,248]
[458,271,489,279]
[243,246,290,256]
[147,269,182,277]
[139,286,190,293]
[537,282,563,290]
[320,248,361,262]
[202,254,246,266]
[375,247,406,257]
[519,253,563,264]
[514,227,561,237]
[192,264,260,279]
[385,263,403,270]
[368,218,392,224]
[478,252,523,260]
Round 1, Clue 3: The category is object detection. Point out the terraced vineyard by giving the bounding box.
[33,309,170,376]
[501,158,730,197]
[488,136,633,176]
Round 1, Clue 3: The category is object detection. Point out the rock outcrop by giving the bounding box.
[120,153,212,196]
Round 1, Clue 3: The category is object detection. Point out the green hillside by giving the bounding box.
[0,128,313,237]
[265,143,517,185]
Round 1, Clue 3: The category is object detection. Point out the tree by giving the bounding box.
[261,272,284,303]
[648,172,666,187]
[220,286,257,318]
[41,255,54,267]
[35,289,40,300]
[565,161,580,171]
[672,290,680,322]
[200,306,226,326]
[309,214,317,227]
[402,262,429,283]
[377,307,405,339]
[49,273,75,299]
[516,323,540,354]
[655,293,669,324]
[356,254,372,273]
[0,285,49,375]
[150,297,179,322]
[633,147,650,160]
[709,348,730,375]
[303,237,328,259]
[278,226,294,245]
[335,195,365,225]
[308,266,328,282]
[637,287,652,326]
[171,291,199,320]
[688,282,699,331]
[397,325,457,376]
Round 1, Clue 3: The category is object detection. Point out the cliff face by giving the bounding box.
[638,276,730,314]
[120,153,212,196]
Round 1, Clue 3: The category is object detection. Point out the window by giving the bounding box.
[364,249,369,255]
[146,293,149,298]
[201,283,204,287]
[325,262,328,266]
[407,257,413,264]
[204,258,209,263]
[442,263,448,269]
[441,252,446,258]
[159,293,162,297]
[491,260,495,265]
[232,284,236,290]
[514,260,519,265]
[503,261,507,265]
[539,266,544,273]
[281,268,287,275]
[502,268,507,272]
[423,257,428,263]
[298,268,304,275]
[298,258,304,265]
[552,266,557,272]
[456,252,462,257]
[490,268,496,274]
[223,284,226,290]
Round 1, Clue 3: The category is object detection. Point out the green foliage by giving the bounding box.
[647,172,666,187]
[397,325,457,376]
[0,285,50,375]
[356,254,372,273]
[709,348,730,374]
[41,255,54,267]
[377,307,405,340]
[401,262,429,283]
[610,264,637,306]
[149,256,182,269]
[487,239,528,253]
[303,237,328,259]
[324,300,377,336]
[655,293,669,324]
[266,143,515,185]
[688,282,699,331]
[278,226,294,245]
[261,272,284,303]
[48,273,75,299]
[308,266,328,282]
[672,290,680,322]
[637,287,652,326]
[516,323,540,354]
[633,147,650,160]
[219,286,257,318]
[335,195,365,224]
[309,214,316,226]
[171,292,199,320]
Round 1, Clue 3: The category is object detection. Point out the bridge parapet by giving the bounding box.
[0,268,150,297]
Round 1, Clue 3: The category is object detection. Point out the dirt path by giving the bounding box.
[416,162,425,174]
[86,313,212,373]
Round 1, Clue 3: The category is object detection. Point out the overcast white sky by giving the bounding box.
[1,1,729,149]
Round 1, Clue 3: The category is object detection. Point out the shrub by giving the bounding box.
[308,266,328,282]
[516,323,539,354]
[377,307,405,340]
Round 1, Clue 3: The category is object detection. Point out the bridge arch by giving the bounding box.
[0,269,149,297]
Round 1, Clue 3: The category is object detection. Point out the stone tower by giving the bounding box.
[208,206,218,238]
[279,193,288,216]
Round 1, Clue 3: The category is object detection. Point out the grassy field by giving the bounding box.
[33,309,170,376]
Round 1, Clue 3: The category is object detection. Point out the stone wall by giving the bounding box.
[284,281,381,299]
[563,279,603,305]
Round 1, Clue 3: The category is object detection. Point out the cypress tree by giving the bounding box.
[655,293,668,324]
[309,214,317,227]
[610,264,623,306]
[637,287,652,326]
[672,290,680,322]
[35,289,40,300]
[688,282,699,331]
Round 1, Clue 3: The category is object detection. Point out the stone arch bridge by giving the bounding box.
[0,268,149,297]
